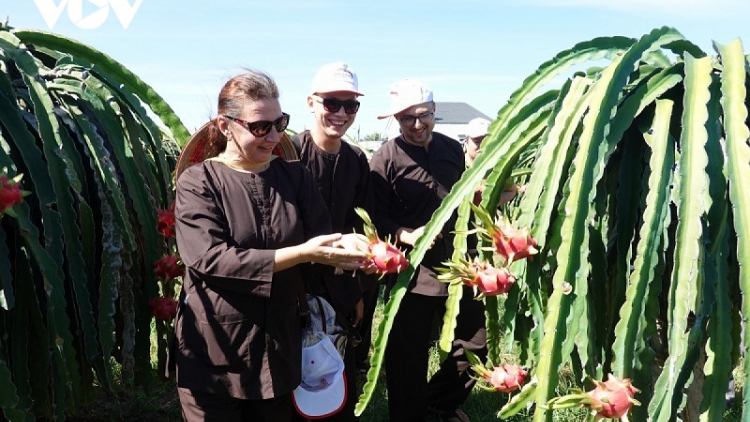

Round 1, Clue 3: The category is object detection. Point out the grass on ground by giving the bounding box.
[68,286,745,421]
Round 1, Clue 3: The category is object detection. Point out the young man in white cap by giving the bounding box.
[369,79,487,422]
[295,62,371,421]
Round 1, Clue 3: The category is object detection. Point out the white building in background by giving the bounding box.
[384,102,492,144]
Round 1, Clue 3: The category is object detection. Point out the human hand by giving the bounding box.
[398,226,440,249]
[304,233,368,271]
[332,233,369,253]
[498,183,518,206]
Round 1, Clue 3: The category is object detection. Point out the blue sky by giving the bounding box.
[6,0,750,139]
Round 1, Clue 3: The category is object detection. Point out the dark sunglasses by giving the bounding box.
[312,95,360,114]
[225,113,290,137]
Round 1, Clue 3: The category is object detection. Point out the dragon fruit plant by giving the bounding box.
[356,28,750,421]
[0,170,30,218]
[437,256,516,299]
[546,374,641,421]
[470,203,538,265]
[354,207,408,275]
[153,254,185,281]
[464,349,528,395]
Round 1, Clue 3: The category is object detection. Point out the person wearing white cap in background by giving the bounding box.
[294,62,372,421]
[464,117,491,167]
[464,117,517,207]
[369,79,488,422]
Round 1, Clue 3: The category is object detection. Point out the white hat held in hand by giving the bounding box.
[377,78,433,119]
[292,335,347,418]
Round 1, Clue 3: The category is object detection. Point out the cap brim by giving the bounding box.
[292,368,346,418]
[377,103,416,120]
[313,89,365,97]
[174,122,299,182]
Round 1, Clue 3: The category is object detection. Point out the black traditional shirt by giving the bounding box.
[173,158,330,400]
[297,131,371,314]
[369,132,464,296]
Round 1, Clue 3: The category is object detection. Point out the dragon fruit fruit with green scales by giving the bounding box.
[0,170,31,218]
[437,255,516,299]
[354,208,408,275]
[546,374,641,422]
[470,203,538,265]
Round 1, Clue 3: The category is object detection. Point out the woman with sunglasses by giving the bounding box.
[171,70,369,422]
[294,62,372,421]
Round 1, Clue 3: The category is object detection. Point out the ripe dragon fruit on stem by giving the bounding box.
[587,375,641,421]
[437,256,516,299]
[153,254,185,280]
[545,374,641,422]
[464,349,528,395]
[354,207,408,275]
[484,364,528,394]
[148,296,178,321]
[0,170,31,218]
[470,203,538,265]
[157,202,176,239]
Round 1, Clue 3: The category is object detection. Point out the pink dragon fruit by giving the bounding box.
[153,254,185,280]
[437,256,516,299]
[471,204,538,264]
[587,375,641,421]
[485,364,528,394]
[157,202,176,239]
[546,374,641,421]
[149,296,178,321]
[355,208,408,275]
[0,172,31,218]
[470,260,516,297]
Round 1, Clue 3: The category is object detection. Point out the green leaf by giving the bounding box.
[0,356,28,422]
[437,199,471,359]
[0,229,13,310]
[714,38,750,422]
[611,99,675,377]
[13,29,191,145]
[498,377,538,418]
[534,26,686,422]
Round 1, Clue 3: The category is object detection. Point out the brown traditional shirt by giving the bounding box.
[173,158,330,400]
[369,132,464,296]
[297,131,371,314]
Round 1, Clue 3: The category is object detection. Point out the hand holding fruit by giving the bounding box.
[302,233,369,271]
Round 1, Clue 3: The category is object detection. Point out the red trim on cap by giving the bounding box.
[292,375,348,419]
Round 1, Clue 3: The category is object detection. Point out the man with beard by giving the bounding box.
[369,79,487,422]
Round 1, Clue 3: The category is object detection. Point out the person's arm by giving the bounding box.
[175,165,366,296]
[279,162,368,272]
[176,167,277,292]
[273,233,367,272]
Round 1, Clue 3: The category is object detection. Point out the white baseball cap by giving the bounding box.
[292,335,347,419]
[377,78,433,119]
[466,118,492,138]
[311,62,364,96]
